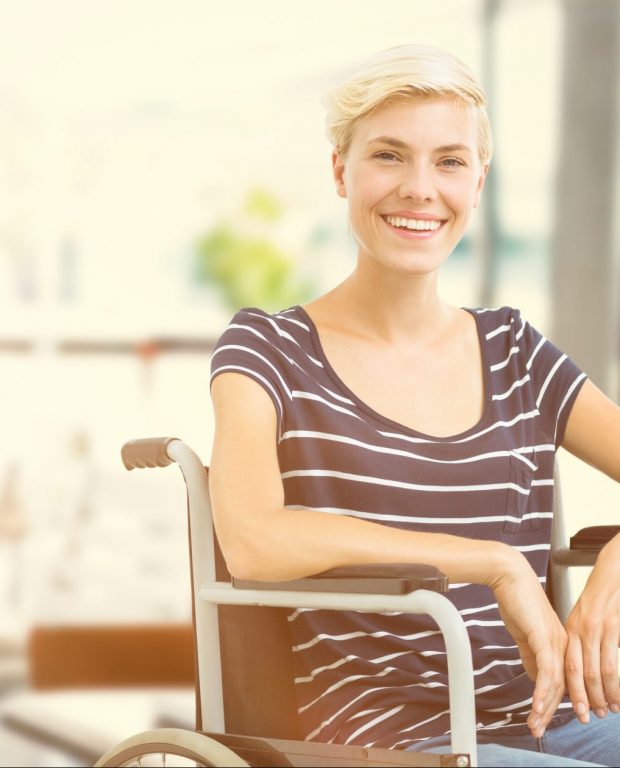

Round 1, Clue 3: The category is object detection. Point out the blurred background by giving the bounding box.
[0,0,618,764]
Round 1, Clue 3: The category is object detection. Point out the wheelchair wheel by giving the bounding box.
[95,728,250,767]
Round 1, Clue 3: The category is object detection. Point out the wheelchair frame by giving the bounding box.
[94,437,619,768]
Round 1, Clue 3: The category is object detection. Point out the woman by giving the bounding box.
[209,44,620,766]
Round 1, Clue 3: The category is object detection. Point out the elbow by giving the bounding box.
[224,547,263,581]
[216,523,279,581]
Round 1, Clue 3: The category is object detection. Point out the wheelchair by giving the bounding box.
[94,437,620,768]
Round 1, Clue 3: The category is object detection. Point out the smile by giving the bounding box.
[384,215,443,231]
[381,215,446,239]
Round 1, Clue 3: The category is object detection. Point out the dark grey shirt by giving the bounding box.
[211,305,587,749]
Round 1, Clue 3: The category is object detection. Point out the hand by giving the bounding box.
[564,538,620,723]
[492,556,568,738]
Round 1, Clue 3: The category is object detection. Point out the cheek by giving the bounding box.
[446,179,480,216]
[349,170,391,213]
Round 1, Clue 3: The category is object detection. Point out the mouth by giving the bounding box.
[381,214,446,239]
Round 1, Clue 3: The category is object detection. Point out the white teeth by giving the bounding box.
[385,215,442,231]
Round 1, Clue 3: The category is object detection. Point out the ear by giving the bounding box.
[332,150,347,198]
[473,163,490,208]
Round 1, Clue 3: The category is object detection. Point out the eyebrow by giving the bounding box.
[368,136,472,154]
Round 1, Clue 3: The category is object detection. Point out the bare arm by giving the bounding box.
[560,379,620,721]
[210,372,515,584]
[210,372,567,737]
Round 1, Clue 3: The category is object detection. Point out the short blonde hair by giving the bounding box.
[323,44,493,165]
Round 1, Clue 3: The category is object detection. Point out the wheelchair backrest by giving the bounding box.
[188,469,302,740]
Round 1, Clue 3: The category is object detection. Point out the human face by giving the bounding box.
[332,97,488,276]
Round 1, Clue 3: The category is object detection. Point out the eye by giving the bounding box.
[439,157,466,168]
[373,151,400,161]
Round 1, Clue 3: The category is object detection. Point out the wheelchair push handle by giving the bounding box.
[121,437,180,471]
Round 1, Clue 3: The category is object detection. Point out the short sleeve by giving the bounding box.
[515,310,588,446]
[210,308,292,436]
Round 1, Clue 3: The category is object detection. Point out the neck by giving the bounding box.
[326,258,453,345]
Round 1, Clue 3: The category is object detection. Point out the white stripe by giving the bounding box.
[487,696,533,712]
[212,344,293,398]
[295,654,356,684]
[281,468,532,495]
[344,704,405,745]
[223,324,355,404]
[228,320,321,366]
[474,658,523,677]
[514,443,555,455]
[464,620,505,627]
[346,707,384,722]
[291,391,362,419]
[486,319,514,340]
[526,335,546,370]
[210,365,284,422]
[476,715,516,731]
[230,320,353,406]
[295,649,413,684]
[299,667,398,714]
[536,354,568,408]
[490,346,519,371]
[294,615,504,654]
[292,626,440,653]
[274,312,310,331]
[287,607,315,622]
[475,682,515,694]
[481,644,518,650]
[515,317,526,341]
[492,374,531,401]
[460,602,498,617]
[303,683,439,741]
[554,372,587,443]
[281,429,538,469]
[379,708,450,743]
[379,408,539,445]
[515,543,550,552]
[284,504,553,527]
[244,312,321,366]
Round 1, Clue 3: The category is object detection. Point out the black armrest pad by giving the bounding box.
[232,563,448,595]
[570,525,620,551]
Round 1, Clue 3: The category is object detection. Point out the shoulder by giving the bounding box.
[213,306,304,352]
[468,305,525,337]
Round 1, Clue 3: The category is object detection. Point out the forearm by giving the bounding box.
[580,532,620,602]
[224,503,523,588]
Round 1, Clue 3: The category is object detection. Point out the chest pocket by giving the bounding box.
[504,452,540,533]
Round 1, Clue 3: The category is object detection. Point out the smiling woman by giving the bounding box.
[208,44,620,767]
[331,97,487,278]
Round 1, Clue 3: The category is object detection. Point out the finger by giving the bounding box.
[600,623,620,713]
[582,626,607,718]
[528,648,564,737]
[565,632,590,723]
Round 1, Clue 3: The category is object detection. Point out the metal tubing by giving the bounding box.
[166,440,225,733]
[200,582,478,766]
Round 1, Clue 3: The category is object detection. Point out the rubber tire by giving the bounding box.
[94,727,249,767]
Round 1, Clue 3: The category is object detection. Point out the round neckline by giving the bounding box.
[293,304,491,442]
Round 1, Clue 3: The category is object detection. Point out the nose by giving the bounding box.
[398,163,437,202]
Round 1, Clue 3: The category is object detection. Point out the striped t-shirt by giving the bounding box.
[210,304,587,750]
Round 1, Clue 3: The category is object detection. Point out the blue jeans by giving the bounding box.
[408,713,620,766]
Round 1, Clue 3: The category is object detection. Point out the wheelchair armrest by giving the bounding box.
[232,563,448,595]
[570,525,620,551]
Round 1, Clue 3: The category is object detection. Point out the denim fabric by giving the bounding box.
[407,712,620,766]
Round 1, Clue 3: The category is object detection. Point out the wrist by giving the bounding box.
[482,541,529,591]
[582,534,620,599]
